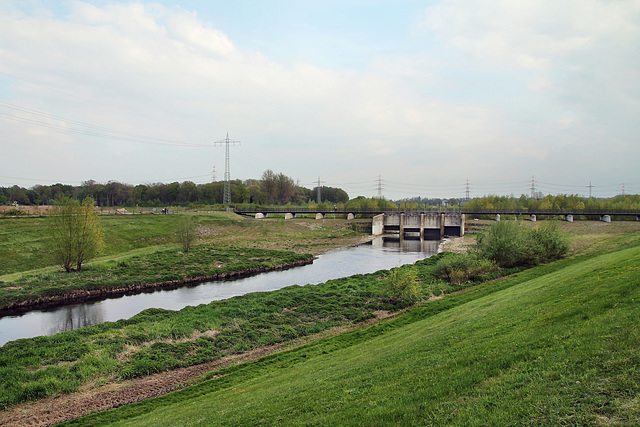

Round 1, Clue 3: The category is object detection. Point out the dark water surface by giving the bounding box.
[0,237,439,345]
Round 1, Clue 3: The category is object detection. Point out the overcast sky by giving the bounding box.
[1,0,639,199]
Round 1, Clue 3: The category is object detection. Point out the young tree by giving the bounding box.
[49,196,103,272]
[177,215,198,252]
[75,197,104,271]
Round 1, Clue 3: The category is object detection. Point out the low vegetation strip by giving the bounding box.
[68,244,640,426]
[0,245,313,311]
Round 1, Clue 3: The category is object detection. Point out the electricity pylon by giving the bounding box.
[213,133,240,204]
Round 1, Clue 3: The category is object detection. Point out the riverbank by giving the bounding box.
[0,245,313,313]
[0,213,372,311]
[7,227,640,425]
[0,254,459,413]
[3,220,639,424]
[0,213,370,276]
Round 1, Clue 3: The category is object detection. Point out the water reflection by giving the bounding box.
[48,304,105,335]
[374,236,440,253]
[0,236,438,345]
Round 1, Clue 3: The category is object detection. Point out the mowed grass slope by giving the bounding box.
[70,244,640,425]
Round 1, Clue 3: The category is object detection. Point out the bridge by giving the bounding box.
[233,207,640,238]
[233,207,640,221]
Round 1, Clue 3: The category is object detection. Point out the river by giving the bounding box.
[0,237,440,345]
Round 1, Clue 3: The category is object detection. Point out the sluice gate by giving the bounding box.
[372,213,465,239]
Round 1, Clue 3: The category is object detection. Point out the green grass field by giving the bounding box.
[2,218,639,425]
[0,212,367,308]
[64,232,640,425]
[0,212,365,277]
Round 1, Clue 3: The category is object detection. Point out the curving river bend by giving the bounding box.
[0,237,440,345]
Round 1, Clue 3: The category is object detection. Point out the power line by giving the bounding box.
[0,70,192,126]
[0,100,209,147]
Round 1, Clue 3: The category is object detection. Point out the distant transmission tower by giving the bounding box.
[588,181,594,198]
[377,175,383,198]
[213,133,240,204]
[530,175,536,198]
[316,177,325,203]
[465,178,470,201]
[212,165,217,182]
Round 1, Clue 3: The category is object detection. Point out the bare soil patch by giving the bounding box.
[440,236,476,253]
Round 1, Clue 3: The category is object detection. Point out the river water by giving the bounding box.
[0,237,440,345]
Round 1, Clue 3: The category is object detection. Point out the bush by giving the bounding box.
[434,252,498,284]
[530,222,569,261]
[383,267,419,303]
[478,221,568,268]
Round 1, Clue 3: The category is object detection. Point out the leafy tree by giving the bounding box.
[260,170,297,204]
[48,197,103,272]
[176,216,198,252]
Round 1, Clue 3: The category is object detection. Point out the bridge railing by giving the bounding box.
[232,207,640,216]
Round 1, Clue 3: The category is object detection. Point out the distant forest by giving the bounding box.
[2,171,639,212]
[0,170,349,207]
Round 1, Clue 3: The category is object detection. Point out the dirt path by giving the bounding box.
[0,340,304,426]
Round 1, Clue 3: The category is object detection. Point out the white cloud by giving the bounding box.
[0,1,637,197]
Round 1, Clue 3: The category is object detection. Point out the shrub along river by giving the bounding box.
[0,237,439,345]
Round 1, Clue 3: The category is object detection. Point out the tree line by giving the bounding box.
[2,177,639,211]
[0,170,349,207]
[462,194,640,212]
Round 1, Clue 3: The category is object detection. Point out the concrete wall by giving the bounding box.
[372,214,384,235]
[443,213,465,237]
[385,214,401,226]
[404,214,422,228]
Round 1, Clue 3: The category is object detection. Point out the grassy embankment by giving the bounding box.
[66,224,640,426]
[0,212,366,309]
[0,251,469,410]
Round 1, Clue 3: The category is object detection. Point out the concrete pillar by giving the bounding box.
[372,214,384,235]
[315,213,324,220]
[565,214,574,222]
[255,213,265,219]
[530,214,537,222]
[347,213,355,220]
[495,214,501,222]
[601,215,611,223]
[284,213,294,220]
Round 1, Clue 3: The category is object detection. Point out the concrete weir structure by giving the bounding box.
[372,213,465,239]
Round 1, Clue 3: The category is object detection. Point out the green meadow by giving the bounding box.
[0,212,366,308]
[0,216,638,425]
[62,224,640,426]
